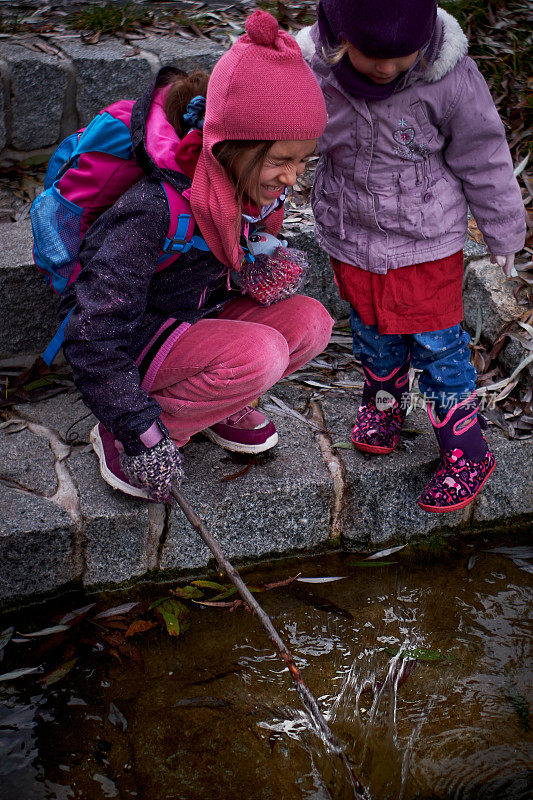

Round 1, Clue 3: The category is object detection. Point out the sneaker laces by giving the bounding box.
[224,406,269,430]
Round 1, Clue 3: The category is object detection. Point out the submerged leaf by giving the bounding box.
[386,646,452,662]
[209,587,238,601]
[155,599,189,638]
[296,576,348,584]
[506,687,530,732]
[16,624,71,638]
[486,546,533,559]
[108,702,128,731]
[366,544,407,560]
[192,599,237,608]
[190,580,227,591]
[172,696,231,709]
[42,658,77,686]
[292,588,354,619]
[0,666,41,681]
[58,603,97,626]
[511,559,533,575]
[347,560,396,567]
[125,619,159,638]
[0,627,14,654]
[94,602,139,619]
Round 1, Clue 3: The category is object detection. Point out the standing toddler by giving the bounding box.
[298,0,526,512]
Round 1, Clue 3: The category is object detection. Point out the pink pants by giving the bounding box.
[149,294,334,447]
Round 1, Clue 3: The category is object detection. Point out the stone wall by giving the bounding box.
[0,36,224,159]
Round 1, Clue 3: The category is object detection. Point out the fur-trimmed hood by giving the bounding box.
[296,7,468,85]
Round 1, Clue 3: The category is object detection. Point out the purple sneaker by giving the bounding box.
[202,406,278,454]
[90,423,149,499]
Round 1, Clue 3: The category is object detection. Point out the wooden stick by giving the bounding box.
[171,487,368,798]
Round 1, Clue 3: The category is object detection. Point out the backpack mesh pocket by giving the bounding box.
[30,188,83,291]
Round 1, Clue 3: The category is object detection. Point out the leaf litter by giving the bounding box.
[0,573,307,688]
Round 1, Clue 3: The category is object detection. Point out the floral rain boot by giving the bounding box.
[418,393,496,513]
[351,360,410,454]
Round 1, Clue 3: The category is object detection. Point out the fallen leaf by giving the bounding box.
[125,619,159,638]
[0,666,41,681]
[467,216,485,244]
[94,602,139,619]
[172,696,231,709]
[190,580,227,591]
[292,588,354,619]
[365,544,407,560]
[154,598,189,637]
[0,627,14,656]
[296,576,348,583]
[171,585,204,600]
[385,646,452,662]
[108,702,128,731]
[16,624,71,639]
[42,658,77,686]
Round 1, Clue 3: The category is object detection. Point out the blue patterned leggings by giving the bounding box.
[350,309,477,417]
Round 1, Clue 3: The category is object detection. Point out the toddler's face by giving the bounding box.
[346,44,418,84]
[234,139,317,209]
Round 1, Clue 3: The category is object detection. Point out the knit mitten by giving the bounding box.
[240,246,308,306]
[120,437,183,503]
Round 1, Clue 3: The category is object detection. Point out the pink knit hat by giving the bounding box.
[190,10,327,271]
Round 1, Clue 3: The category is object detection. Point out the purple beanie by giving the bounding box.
[318,0,437,58]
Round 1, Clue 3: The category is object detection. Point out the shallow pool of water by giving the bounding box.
[1,532,532,799]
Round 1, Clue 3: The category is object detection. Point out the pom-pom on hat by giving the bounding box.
[207,9,327,142]
[190,10,327,271]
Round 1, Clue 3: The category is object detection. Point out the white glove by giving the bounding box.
[490,253,517,278]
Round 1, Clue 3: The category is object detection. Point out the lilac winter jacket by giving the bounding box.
[297,9,526,274]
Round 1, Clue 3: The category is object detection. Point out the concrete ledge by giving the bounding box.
[1,376,531,607]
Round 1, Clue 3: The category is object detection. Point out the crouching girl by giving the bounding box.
[60,10,332,501]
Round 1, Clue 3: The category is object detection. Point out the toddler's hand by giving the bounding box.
[120,437,182,502]
[490,253,517,278]
[240,246,308,306]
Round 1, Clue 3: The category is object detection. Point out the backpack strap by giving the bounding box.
[42,308,74,366]
[157,180,210,268]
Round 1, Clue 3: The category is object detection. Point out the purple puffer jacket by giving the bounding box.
[297,9,526,274]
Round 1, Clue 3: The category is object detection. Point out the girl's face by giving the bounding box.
[346,44,418,84]
[233,139,317,208]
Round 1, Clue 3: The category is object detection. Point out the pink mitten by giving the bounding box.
[240,246,308,306]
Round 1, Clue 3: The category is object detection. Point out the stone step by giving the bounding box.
[1,381,532,607]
